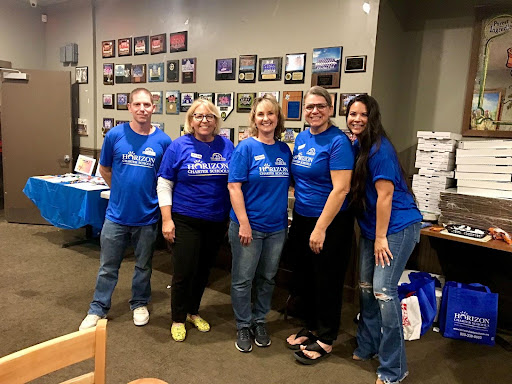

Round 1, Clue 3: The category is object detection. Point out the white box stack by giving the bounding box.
[456,140,512,198]
[413,131,461,219]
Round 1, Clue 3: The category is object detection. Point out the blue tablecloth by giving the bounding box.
[23,177,109,230]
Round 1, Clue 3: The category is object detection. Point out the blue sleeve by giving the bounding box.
[228,144,250,183]
[329,135,354,171]
[157,143,178,181]
[100,132,114,167]
[369,144,399,185]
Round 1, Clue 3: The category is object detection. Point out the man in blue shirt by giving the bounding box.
[79,88,172,330]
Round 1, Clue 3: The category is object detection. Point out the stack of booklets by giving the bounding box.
[413,131,461,219]
[455,140,512,198]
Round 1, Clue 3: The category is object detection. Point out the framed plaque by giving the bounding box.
[115,64,132,84]
[131,64,146,83]
[258,91,280,103]
[151,91,163,114]
[148,62,164,82]
[116,120,129,126]
[165,90,180,115]
[237,93,256,113]
[219,128,235,143]
[259,57,282,81]
[166,60,179,82]
[103,94,114,109]
[170,31,188,52]
[215,92,234,121]
[134,36,149,55]
[216,58,236,80]
[181,57,196,83]
[117,93,129,110]
[103,63,114,85]
[282,91,303,121]
[152,122,165,131]
[281,127,301,151]
[238,126,250,142]
[345,55,367,73]
[339,93,365,116]
[102,118,114,137]
[118,37,132,57]
[102,40,115,58]
[198,93,215,102]
[238,54,257,83]
[150,33,166,54]
[181,92,196,112]
[329,93,337,117]
[75,66,88,84]
[284,53,306,84]
[311,46,343,88]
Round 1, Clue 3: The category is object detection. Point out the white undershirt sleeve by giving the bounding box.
[157,177,174,207]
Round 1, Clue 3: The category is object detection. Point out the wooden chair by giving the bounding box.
[0,319,107,384]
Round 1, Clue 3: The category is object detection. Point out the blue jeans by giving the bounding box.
[229,221,287,330]
[88,219,158,316]
[354,222,421,384]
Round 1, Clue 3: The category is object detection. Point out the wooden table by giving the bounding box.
[420,227,512,253]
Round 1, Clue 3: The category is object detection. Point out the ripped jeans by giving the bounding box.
[354,222,421,384]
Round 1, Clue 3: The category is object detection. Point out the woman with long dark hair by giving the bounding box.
[347,94,421,384]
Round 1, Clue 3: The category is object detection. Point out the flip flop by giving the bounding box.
[286,328,317,350]
[294,341,331,365]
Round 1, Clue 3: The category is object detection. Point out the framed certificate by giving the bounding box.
[152,122,165,131]
[170,31,188,52]
[102,40,115,58]
[237,93,256,113]
[165,90,180,114]
[166,60,179,82]
[115,64,131,84]
[198,93,215,102]
[134,36,149,55]
[181,58,196,83]
[284,53,306,84]
[150,33,166,54]
[181,92,196,112]
[102,118,114,137]
[117,93,129,110]
[259,57,282,81]
[238,126,250,142]
[131,64,146,83]
[148,63,164,82]
[339,93,365,116]
[219,128,235,143]
[118,37,132,57]
[238,54,257,83]
[345,55,367,73]
[216,58,236,80]
[151,91,163,114]
[102,93,114,109]
[282,91,303,121]
[103,63,114,85]
[258,91,280,103]
[311,46,343,88]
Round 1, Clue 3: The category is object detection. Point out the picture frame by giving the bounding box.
[118,37,132,57]
[259,57,282,81]
[102,93,114,109]
[344,55,367,73]
[102,118,114,137]
[115,64,132,84]
[115,120,129,126]
[77,120,88,136]
[198,93,215,102]
[116,93,129,110]
[180,92,196,112]
[470,89,505,131]
[166,60,179,82]
[75,66,88,84]
[150,33,167,55]
[238,54,257,83]
[281,127,302,151]
[282,91,303,121]
[152,122,165,131]
[131,64,146,83]
[311,46,343,88]
[215,92,234,121]
[151,91,163,114]
[339,93,365,116]
[74,154,96,176]
[258,91,280,103]
[103,63,114,85]
[329,93,337,117]
[148,62,164,82]
[216,58,236,80]
[219,128,235,143]
[238,126,250,142]
[170,31,188,52]
[165,90,180,114]
[181,57,197,83]
[284,53,306,84]
[101,40,115,58]
[134,36,149,55]
[237,93,256,113]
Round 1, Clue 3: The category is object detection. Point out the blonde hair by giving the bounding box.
[248,95,285,140]
[183,99,221,135]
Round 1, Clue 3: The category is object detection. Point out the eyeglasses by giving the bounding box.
[193,114,215,122]
[304,103,329,112]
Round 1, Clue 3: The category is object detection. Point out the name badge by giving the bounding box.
[254,154,265,161]
[298,144,306,150]
[191,153,202,159]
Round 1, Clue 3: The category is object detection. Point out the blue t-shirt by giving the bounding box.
[100,123,172,226]
[158,134,234,222]
[291,126,354,217]
[228,137,292,233]
[356,137,422,239]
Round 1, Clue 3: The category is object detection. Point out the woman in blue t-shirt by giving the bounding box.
[157,99,234,342]
[287,86,354,365]
[228,95,292,353]
[346,94,422,384]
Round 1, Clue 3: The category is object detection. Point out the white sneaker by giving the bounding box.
[133,306,149,326]
[79,314,105,331]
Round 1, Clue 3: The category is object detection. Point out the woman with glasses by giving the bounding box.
[286,86,354,364]
[157,99,234,342]
[228,95,292,353]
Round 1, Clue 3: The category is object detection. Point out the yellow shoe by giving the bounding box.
[171,323,186,342]
[186,315,210,332]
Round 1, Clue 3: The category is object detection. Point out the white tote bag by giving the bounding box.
[401,295,422,341]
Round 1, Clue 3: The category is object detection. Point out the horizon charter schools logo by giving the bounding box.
[122,149,156,168]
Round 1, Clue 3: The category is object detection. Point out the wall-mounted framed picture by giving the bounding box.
[75,66,88,84]
[103,93,114,109]
[166,60,179,82]
[258,91,280,103]
[165,90,180,114]
[117,93,129,110]
[259,57,282,81]
[148,63,164,82]
[281,128,302,151]
[238,54,257,83]
[344,55,367,73]
[116,120,129,126]
[181,57,196,83]
[216,93,234,121]
[152,122,165,131]
[102,118,114,137]
[284,53,306,84]
[329,93,337,117]
[150,33,166,54]
[118,37,132,57]
[339,93,366,116]
[237,92,256,113]
[170,31,188,52]
[151,91,163,114]
[198,93,215,102]
[115,64,132,84]
[102,40,115,58]
[134,36,149,55]
[103,63,114,85]
[282,91,303,121]
[238,126,250,142]
[131,64,146,83]
[216,58,236,80]
[219,128,235,143]
[311,46,342,88]
[181,92,196,112]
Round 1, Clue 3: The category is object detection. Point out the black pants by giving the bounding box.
[288,209,354,344]
[171,212,227,323]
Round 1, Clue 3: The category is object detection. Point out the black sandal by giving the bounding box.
[286,328,317,350]
[294,341,331,365]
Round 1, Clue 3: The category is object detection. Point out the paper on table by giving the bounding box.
[65,183,110,191]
